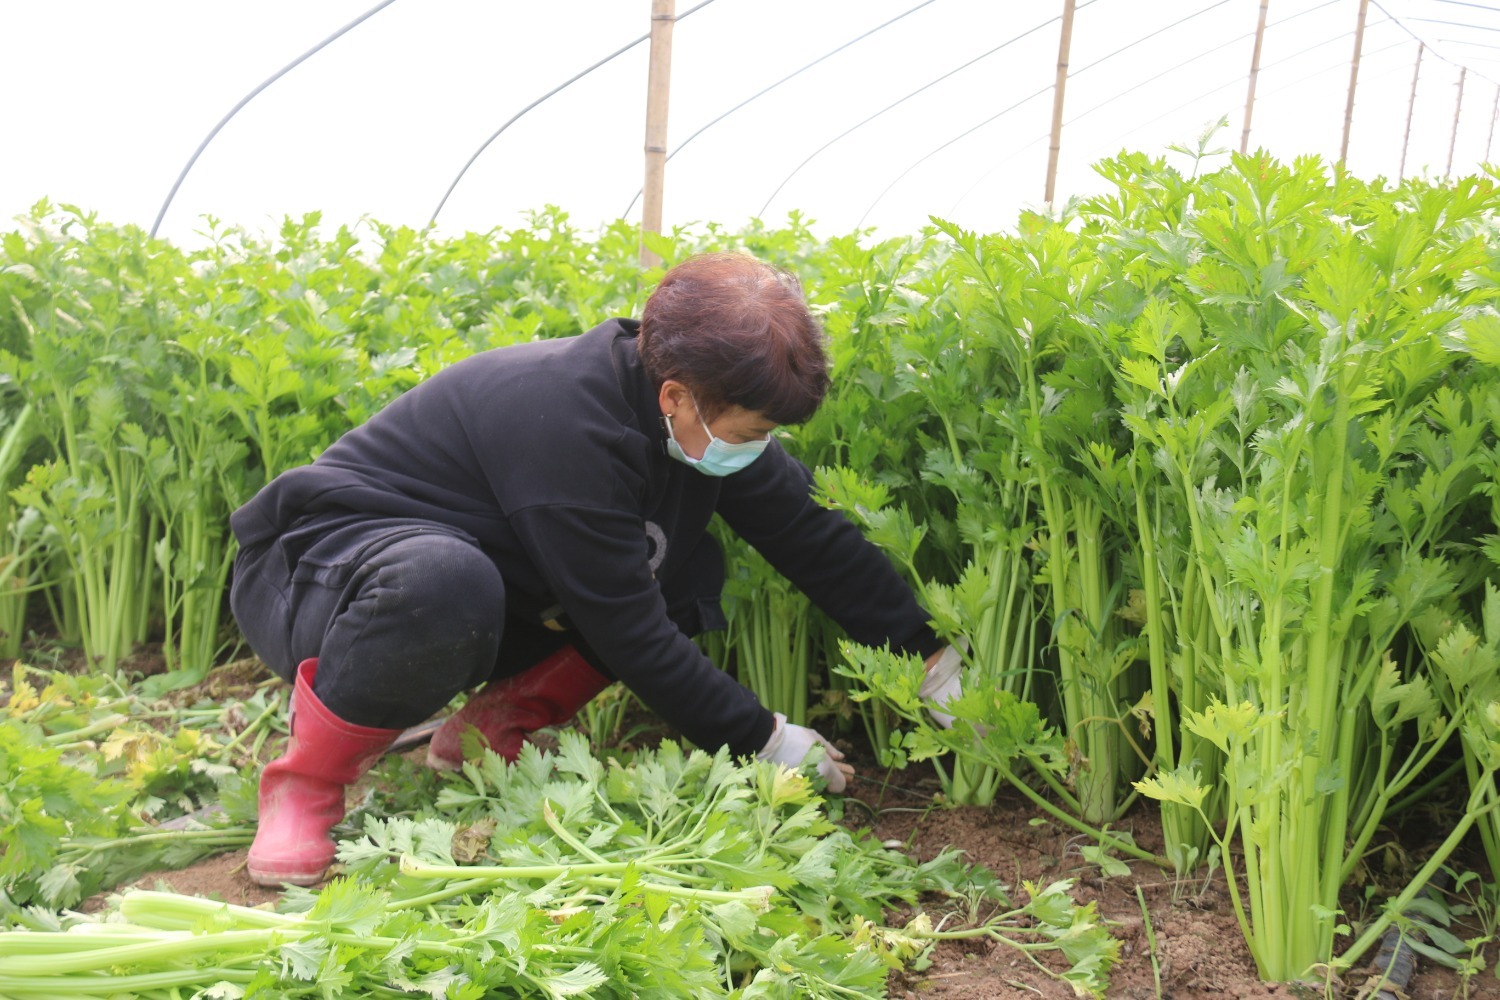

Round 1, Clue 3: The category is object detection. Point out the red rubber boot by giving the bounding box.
[426,646,610,770]
[248,659,400,887]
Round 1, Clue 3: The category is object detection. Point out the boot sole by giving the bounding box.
[247,863,330,888]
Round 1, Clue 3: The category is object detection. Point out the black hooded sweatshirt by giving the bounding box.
[230,319,938,755]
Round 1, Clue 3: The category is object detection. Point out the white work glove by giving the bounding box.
[757,712,851,792]
[919,644,964,729]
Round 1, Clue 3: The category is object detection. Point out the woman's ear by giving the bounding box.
[658,379,688,419]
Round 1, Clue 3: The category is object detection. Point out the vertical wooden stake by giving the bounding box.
[641,0,676,268]
[1400,42,1423,180]
[1447,66,1467,179]
[1487,84,1499,163]
[1340,0,1369,165]
[1241,0,1270,154]
[1044,0,1077,203]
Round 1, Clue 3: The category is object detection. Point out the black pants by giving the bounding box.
[229,516,725,729]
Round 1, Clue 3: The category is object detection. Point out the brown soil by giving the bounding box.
[838,762,1499,1000]
[848,767,1292,1000]
[102,848,283,911]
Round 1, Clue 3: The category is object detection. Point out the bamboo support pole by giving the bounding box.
[641,0,676,267]
[1044,0,1077,203]
[1241,0,1270,154]
[1400,42,1423,180]
[1447,66,1467,179]
[1339,0,1369,165]
[1488,85,1499,163]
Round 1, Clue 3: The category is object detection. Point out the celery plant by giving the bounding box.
[1133,156,1500,980]
[1108,290,1243,869]
[8,401,157,675]
[0,405,43,657]
[811,241,1047,804]
[818,451,1039,807]
[720,542,816,724]
[935,218,1146,825]
[138,323,252,686]
[1432,337,1500,882]
[1081,151,1247,868]
[0,214,183,673]
[1412,583,1500,895]
[791,237,974,751]
[836,637,1165,869]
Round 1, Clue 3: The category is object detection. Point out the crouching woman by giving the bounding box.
[229,252,957,887]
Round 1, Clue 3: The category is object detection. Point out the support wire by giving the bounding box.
[855,85,1051,228]
[940,0,1346,223]
[857,0,1230,226]
[621,0,939,220]
[1089,23,1396,160]
[429,0,717,227]
[1372,0,1500,87]
[151,0,400,238]
[942,28,1406,225]
[759,4,1096,220]
[1066,0,1340,130]
[1069,0,1234,79]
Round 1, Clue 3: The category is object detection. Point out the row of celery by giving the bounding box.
[805,147,1500,981]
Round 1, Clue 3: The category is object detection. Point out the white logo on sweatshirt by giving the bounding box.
[644,521,667,573]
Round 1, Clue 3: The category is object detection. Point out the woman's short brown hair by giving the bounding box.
[639,253,830,425]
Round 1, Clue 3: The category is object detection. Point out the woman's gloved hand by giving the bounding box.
[757,712,852,791]
[919,644,965,729]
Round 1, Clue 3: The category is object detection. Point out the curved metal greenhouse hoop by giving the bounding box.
[150,0,400,238]
[429,0,718,227]
[619,0,940,221]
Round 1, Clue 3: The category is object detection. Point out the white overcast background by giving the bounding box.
[3,0,1499,246]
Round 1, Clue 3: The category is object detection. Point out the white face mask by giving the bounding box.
[664,397,769,477]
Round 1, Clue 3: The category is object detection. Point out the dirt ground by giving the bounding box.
[844,770,1499,1000]
[106,728,1499,1000]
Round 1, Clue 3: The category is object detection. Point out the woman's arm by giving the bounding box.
[715,441,941,659]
